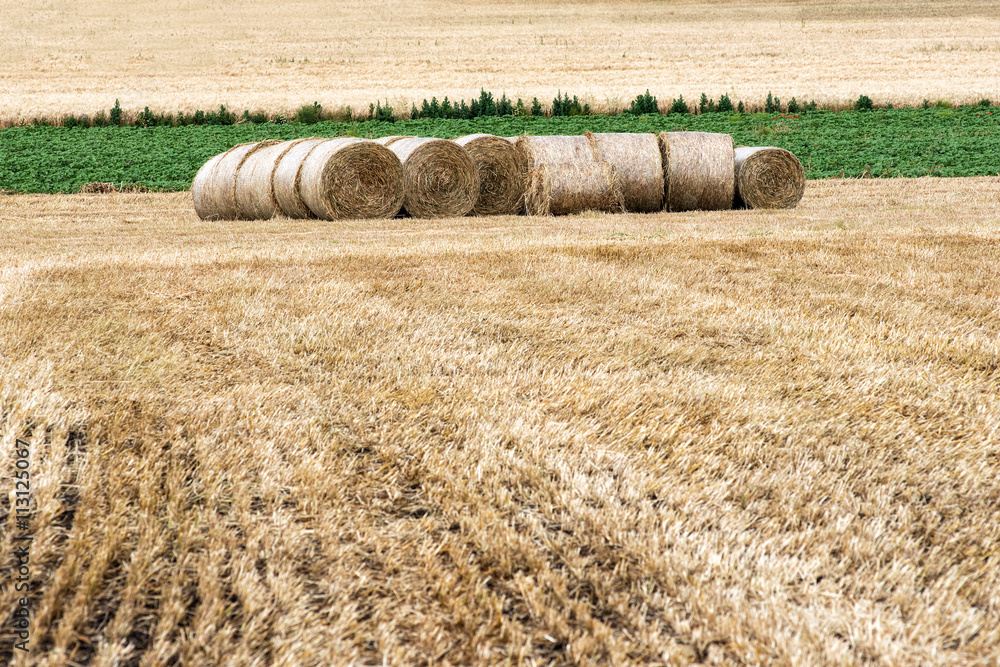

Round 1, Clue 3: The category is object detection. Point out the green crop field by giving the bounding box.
[1,107,998,194]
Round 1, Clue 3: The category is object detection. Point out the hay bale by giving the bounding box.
[272,138,328,218]
[734,146,806,209]
[524,162,624,216]
[657,132,735,212]
[515,135,599,168]
[374,136,417,146]
[193,141,280,220]
[454,134,526,216]
[585,132,664,213]
[192,149,235,220]
[297,138,405,220]
[385,138,479,218]
[235,139,311,220]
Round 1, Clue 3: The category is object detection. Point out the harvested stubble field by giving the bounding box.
[1,0,999,121]
[1,178,999,664]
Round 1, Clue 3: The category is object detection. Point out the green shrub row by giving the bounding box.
[14,92,994,129]
[3,105,998,193]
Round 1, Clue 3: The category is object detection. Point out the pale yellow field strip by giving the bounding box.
[1,0,998,120]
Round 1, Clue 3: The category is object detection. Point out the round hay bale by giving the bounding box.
[454,133,526,216]
[524,162,624,216]
[192,146,243,220]
[657,132,735,212]
[235,139,312,220]
[385,138,479,218]
[585,132,664,213]
[374,136,417,146]
[515,135,599,168]
[194,141,280,220]
[272,138,327,219]
[734,146,806,209]
[298,138,405,220]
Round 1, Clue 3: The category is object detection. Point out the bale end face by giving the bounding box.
[192,151,230,220]
[734,146,806,209]
[455,134,527,216]
[299,138,405,220]
[389,138,479,218]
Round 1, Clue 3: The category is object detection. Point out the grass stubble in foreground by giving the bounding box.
[0,177,999,664]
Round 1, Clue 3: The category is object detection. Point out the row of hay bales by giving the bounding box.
[519,132,805,214]
[192,132,804,221]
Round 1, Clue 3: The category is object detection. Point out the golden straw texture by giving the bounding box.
[586,132,664,213]
[455,134,527,216]
[234,140,309,220]
[298,138,405,220]
[734,146,806,209]
[191,150,231,221]
[204,141,280,220]
[386,138,479,218]
[272,138,327,219]
[515,135,599,169]
[524,162,624,216]
[658,131,735,212]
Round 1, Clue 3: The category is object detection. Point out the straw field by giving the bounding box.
[2,177,999,664]
[1,0,998,121]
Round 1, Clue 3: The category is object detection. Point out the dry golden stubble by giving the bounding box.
[734,146,807,209]
[2,178,1000,665]
[658,131,735,212]
[272,138,327,219]
[454,134,527,216]
[385,138,479,218]
[524,162,625,216]
[585,132,664,213]
[297,138,404,220]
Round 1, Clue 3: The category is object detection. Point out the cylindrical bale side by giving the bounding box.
[454,133,527,216]
[524,162,624,216]
[374,136,417,146]
[515,135,600,169]
[273,138,327,218]
[200,141,280,220]
[235,139,312,220]
[586,132,664,213]
[298,138,405,220]
[734,146,806,209]
[657,131,735,212]
[192,150,232,220]
[386,138,479,218]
